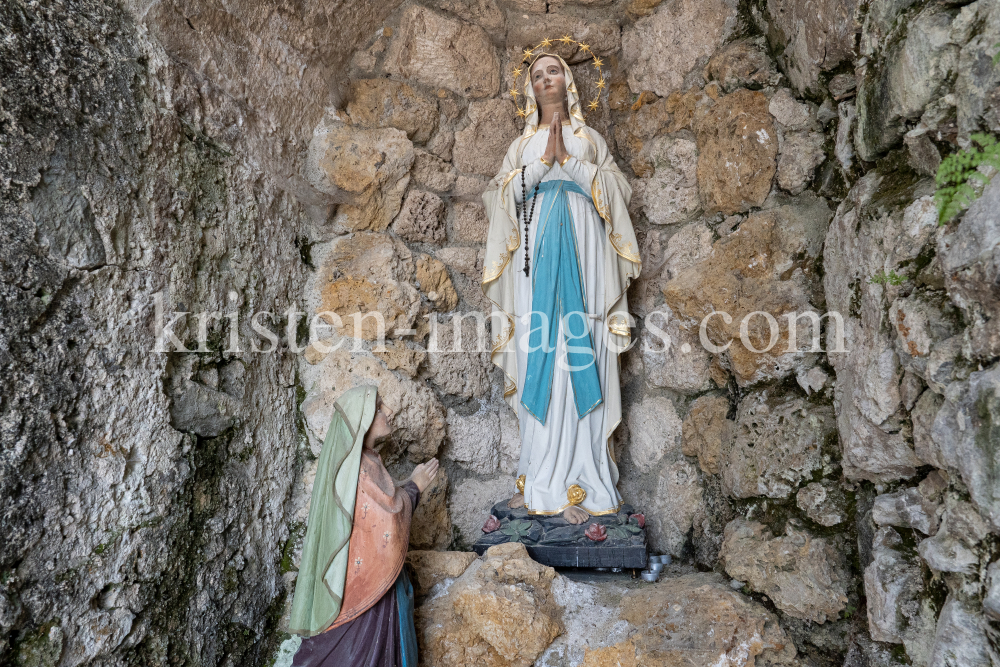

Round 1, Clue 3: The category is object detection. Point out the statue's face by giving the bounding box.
[530,56,566,111]
[364,394,394,450]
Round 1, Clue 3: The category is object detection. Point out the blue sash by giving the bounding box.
[396,569,417,667]
[520,179,603,424]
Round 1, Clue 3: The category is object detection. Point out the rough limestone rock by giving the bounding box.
[582,572,797,666]
[704,36,779,94]
[664,194,832,387]
[633,223,714,316]
[917,500,990,574]
[640,309,714,394]
[393,190,447,244]
[299,349,446,463]
[453,99,521,177]
[871,486,939,535]
[406,550,478,597]
[689,476,739,567]
[533,576,634,665]
[372,340,427,378]
[888,291,962,390]
[315,232,422,340]
[899,370,925,410]
[305,119,414,232]
[855,5,959,161]
[625,396,683,473]
[629,459,706,557]
[410,469,454,551]
[384,5,500,98]
[766,0,860,94]
[938,176,1000,359]
[446,408,501,473]
[436,247,482,284]
[823,175,939,482]
[721,392,834,499]
[796,366,831,396]
[435,248,489,312]
[913,389,946,467]
[425,313,492,398]
[416,543,561,667]
[640,135,701,225]
[694,88,778,214]
[497,408,522,476]
[452,201,489,243]
[613,98,673,174]
[450,477,514,548]
[622,0,738,97]
[777,131,826,195]
[168,379,241,437]
[929,595,995,667]
[138,0,402,143]
[413,149,457,193]
[535,574,631,667]
[929,365,1000,530]
[506,16,621,63]
[859,0,918,57]
[0,0,381,662]
[423,0,506,33]
[835,101,857,170]
[681,394,732,475]
[427,127,457,161]
[415,253,459,312]
[454,174,491,202]
[954,0,1000,138]
[769,88,816,131]
[346,79,438,143]
[864,527,937,664]
[984,560,1000,621]
[720,519,850,623]
[796,482,849,527]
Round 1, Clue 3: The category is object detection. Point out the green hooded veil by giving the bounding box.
[289,385,377,637]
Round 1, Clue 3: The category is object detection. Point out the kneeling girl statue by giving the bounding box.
[481,42,641,525]
[288,385,438,666]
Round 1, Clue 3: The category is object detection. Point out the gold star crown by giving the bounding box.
[511,36,605,119]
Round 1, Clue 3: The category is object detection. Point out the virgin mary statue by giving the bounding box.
[481,49,640,524]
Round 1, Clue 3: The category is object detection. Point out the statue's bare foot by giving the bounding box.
[507,493,525,509]
[563,506,589,525]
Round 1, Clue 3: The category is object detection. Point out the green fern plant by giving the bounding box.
[934,133,1000,224]
[868,269,906,286]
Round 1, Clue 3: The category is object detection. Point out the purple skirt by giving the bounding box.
[292,481,420,667]
[291,585,401,667]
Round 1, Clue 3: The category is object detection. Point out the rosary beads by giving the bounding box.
[520,166,539,277]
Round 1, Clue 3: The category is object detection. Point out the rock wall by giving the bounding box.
[4,0,1000,665]
[0,0,397,665]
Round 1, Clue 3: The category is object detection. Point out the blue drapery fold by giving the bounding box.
[520,179,603,425]
[396,569,417,667]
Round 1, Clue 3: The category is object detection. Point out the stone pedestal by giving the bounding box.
[471,501,648,569]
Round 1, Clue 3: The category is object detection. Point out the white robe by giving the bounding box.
[507,122,623,516]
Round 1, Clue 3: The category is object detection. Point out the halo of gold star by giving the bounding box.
[511,36,604,121]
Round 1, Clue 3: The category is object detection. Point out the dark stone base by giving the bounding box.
[471,501,648,569]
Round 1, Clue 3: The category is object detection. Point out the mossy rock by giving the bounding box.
[16,621,62,667]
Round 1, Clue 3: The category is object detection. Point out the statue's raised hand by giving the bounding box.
[409,458,440,493]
